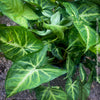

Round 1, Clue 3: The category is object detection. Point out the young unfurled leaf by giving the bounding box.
[35,86,67,100]
[79,63,86,83]
[0,26,43,61]
[5,46,66,97]
[0,0,39,28]
[65,78,79,100]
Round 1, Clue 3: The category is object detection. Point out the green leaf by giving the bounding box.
[79,82,91,100]
[5,46,66,97]
[65,78,79,100]
[0,26,43,61]
[96,76,100,83]
[63,2,79,20]
[35,86,67,100]
[78,2,100,23]
[24,0,55,17]
[51,11,61,25]
[90,43,100,54]
[63,2,98,51]
[51,45,63,60]
[0,0,39,28]
[43,23,66,39]
[67,28,82,50]
[79,63,86,83]
[66,55,75,78]
[75,23,98,51]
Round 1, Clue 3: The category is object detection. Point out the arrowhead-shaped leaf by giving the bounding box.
[63,2,98,50]
[65,78,79,100]
[0,0,39,28]
[5,46,66,97]
[35,86,67,100]
[0,26,43,61]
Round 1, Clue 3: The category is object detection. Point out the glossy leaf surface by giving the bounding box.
[0,26,43,61]
[6,46,66,97]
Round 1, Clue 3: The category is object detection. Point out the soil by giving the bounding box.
[0,16,100,100]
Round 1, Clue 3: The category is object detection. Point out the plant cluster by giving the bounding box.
[0,0,100,100]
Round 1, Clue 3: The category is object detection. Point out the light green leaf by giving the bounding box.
[90,43,100,54]
[31,29,51,36]
[79,63,86,83]
[65,78,79,100]
[66,55,75,78]
[51,11,60,25]
[96,76,100,83]
[5,47,66,97]
[35,86,67,100]
[0,26,43,61]
[0,0,39,28]
[43,23,67,39]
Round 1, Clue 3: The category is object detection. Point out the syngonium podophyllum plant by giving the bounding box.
[0,0,100,100]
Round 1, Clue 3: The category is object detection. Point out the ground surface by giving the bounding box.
[0,16,100,100]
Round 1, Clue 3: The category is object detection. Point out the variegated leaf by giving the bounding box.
[6,46,66,97]
[65,78,79,100]
[63,2,98,50]
[78,3,100,23]
[35,86,67,100]
[79,82,91,100]
[79,63,86,83]
[51,45,63,60]
[0,26,43,61]
[0,0,39,28]
[66,55,75,78]
[74,23,98,51]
